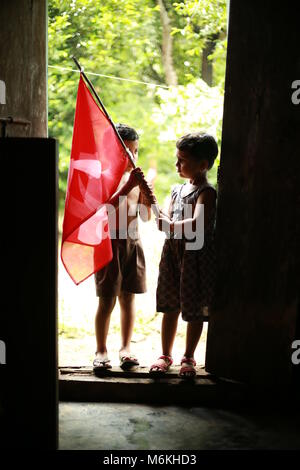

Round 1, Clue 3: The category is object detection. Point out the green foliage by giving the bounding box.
[151,78,224,198]
[48,0,227,208]
[171,0,227,86]
[173,0,227,37]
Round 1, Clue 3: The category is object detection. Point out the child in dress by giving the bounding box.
[150,132,218,378]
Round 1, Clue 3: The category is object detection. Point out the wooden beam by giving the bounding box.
[205,0,300,386]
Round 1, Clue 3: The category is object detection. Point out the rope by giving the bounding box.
[48,65,169,89]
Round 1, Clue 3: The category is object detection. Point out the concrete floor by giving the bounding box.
[59,402,300,450]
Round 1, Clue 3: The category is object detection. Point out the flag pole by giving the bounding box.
[72,56,160,217]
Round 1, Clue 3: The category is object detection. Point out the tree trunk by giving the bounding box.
[157,0,178,86]
[201,39,215,86]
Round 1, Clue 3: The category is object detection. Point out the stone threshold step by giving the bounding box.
[59,366,246,407]
[59,365,211,379]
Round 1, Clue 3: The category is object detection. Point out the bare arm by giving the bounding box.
[106,167,157,223]
[105,168,141,214]
[159,197,173,219]
[107,180,135,209]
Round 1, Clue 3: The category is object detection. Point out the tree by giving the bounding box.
[172,0,227,86]
[48,0,227,207]
[156,0,178,86]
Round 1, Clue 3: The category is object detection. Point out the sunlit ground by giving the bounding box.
[58,212,207,369]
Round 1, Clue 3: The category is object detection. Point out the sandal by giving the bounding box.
[149,355,173,375]
[93,353,112,371]
[119,354,139,370]
[179,357,196,378]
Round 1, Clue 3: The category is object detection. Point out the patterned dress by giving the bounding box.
[156,182,217,322]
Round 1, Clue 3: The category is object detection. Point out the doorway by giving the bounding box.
[48,0,228,373]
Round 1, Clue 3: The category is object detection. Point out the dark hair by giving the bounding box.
[116,123,139,141]
[176,132,218,170]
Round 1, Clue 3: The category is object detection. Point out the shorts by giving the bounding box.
[95,237,146,297]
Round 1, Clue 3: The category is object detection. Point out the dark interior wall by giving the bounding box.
[0,0,47,137]
[0,0,58,450]
[0,138,58,450]
[206,0,300,386]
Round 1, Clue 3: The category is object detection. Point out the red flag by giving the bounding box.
[61,75,128,284]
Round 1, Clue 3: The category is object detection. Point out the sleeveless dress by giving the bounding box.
[156,182,217,322]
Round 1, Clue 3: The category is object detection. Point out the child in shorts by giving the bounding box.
[93,123,155,371]
[150,132,218,378]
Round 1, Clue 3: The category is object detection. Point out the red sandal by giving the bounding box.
[149,355,173,375]
[179,357,197,378]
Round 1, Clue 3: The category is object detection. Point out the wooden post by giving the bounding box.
[205,0,300,386]
[0,0,47,137]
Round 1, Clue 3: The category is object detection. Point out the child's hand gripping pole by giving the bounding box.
[125,148,160,218]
